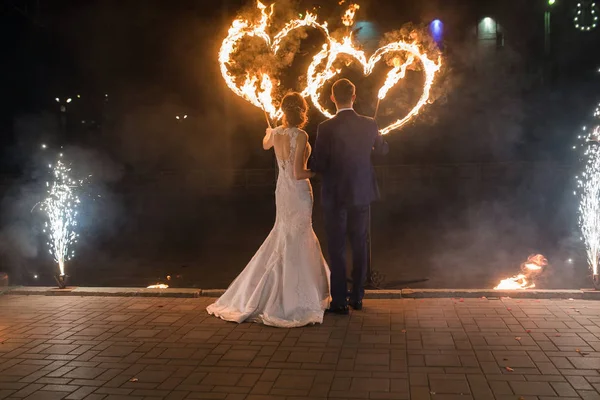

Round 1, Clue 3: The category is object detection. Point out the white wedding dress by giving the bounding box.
[207,126,331,328]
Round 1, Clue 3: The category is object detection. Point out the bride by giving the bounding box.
[207,92,331,328]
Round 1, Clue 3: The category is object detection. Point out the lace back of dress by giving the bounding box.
[274,127,298,179]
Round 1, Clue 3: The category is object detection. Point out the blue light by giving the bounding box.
[430,19,443,42]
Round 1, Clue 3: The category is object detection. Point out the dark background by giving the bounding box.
[0,0,599,289]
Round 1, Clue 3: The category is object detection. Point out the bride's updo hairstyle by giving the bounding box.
[281,92,308,129]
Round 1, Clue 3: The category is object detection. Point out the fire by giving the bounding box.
[272,12,328,54]
[378,56,415,100]
[303,37,441,134]
[219,1,442,135]
[147,284,169,289]
[342,4,360,27]
[494,254,548,290]
[219,1,328,122]
[218,1,278,120]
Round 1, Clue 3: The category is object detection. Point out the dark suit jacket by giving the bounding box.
[310,109,389,208]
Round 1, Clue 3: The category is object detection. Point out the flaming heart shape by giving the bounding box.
[303,37,441,134]
[219,1,442,134]
[219,1,329,121]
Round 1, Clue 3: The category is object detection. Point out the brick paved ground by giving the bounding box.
[2,296,600,400]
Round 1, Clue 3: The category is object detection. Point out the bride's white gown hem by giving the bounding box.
[206,127,331,328]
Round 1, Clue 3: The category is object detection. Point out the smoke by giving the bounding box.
[0,180,44,281]
[0,109,133,282]
[7,113,59,176]
[106,98,244,174]
[62,146,124,183]
[415,163,583,289]
[429,200,539,288]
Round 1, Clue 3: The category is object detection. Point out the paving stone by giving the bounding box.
[4,296,600,400]
[39,385,78,393]
[349,378,390,392]
[550,382,578,397]
[429,379,470,394]
[11,384,45,398]
[3,365,41,377]
[568,357,600,369]
[424,355,461,367]
[97,347,137,358]
[23,391,68,400]
[355,353,389,366]
[273,375,313,390]
[579,390,600,400]
[509,381,557,396]
[41,346,80,355]
[63,368,106,380]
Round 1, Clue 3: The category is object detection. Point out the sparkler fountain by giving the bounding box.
[39,152,88,289]
[577,101,600,289]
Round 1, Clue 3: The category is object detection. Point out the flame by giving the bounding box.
[147,284,169,289]
[218,1,277,119]
[378,56,415,100]
[272,12,328,53]
[303,37,441,134]
[219,1,328,121]
[342,4,360,27]
[494,274,535,290]
[219,1,442,135]
[494,254,548,290]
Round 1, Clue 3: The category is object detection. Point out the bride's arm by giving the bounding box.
[294,131,315,180]
[262,128,274,150]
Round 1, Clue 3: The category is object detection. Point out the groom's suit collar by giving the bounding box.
[336,108,354,114]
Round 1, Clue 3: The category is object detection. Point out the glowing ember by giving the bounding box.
[219,1,442,135]
[494,254,548,290]
[577,102,600,278]
[147,284,169,289]
[40,154,88,277]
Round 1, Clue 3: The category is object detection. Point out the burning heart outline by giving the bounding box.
[219,2,330,120]
[219,1,442,134]
[303,37,441,134]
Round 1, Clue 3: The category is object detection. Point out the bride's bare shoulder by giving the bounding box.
[295,128,309,140]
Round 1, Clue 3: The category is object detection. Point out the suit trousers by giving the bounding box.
[323,203,369,307]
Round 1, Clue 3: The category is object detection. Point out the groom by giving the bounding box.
[311,78,389,314]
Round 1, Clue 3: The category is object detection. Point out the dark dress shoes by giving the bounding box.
[349,300,363,311]
[326,305,349,315]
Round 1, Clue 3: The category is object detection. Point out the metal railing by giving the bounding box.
[0,161,573,197]
[147,161,573,190]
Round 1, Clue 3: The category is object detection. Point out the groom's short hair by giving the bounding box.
[332,79,355,104]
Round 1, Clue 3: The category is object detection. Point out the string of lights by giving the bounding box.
[574,1,598,31]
